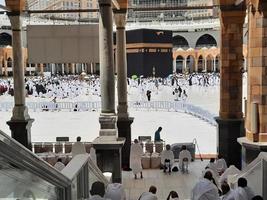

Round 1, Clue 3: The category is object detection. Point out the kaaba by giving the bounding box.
[124,29,173,78]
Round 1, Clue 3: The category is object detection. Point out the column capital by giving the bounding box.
[248,0,267,17]
[114,12,127,28]
[220,9,246,26]
[98,0,112,6]
[8,14,22,31]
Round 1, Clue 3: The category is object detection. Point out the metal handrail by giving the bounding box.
[0,101,217,126]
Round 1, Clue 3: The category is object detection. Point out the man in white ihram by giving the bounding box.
[105,183,126,200]
[178,145,192,173]
[161,144,174,173]
[130,139,143,179]
[191,171,219,200]
[71,136,86,158]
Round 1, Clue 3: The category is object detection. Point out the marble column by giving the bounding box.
[173,59,176,73]
[6,14,34,150]
[4,60,8,76]
[195,59,198,72]
[71,63,75,74]
[93,0,124,183]
[215,4,246,169]
[61,64,65,75]
[213,57,216,72]
[204,58,207,72]
[183,58,187,73]
[40,63,44,76]
[114,11,134,170]
[0,57,3,76]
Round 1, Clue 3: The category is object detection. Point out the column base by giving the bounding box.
[238,137,267,168]
[6,118,34,150]
[117,117,134,170]
[99,113,117,141]
[93,137,125,183]
[215,117,245,169]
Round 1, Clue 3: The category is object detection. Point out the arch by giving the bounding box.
[173,35,189,49]
[196,34,217,49]
[186,55,195,73]
[206,55,213,72]
[197,55,204,73]
[175,55,184,73]
[0,33,12,47]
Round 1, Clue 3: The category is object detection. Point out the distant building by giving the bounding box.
[27,0,98,20]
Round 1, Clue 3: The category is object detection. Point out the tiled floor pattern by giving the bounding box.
[122,160,208,200]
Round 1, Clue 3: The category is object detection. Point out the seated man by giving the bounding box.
[139,185,158,200]
[89,181,109,200]
[161,144,174,173]
[215,154,227,175]
[105,182,126,200]
[178,145,192,173]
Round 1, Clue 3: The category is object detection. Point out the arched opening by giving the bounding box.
[173,35,189,49]
[186,55,195,73]
[175,55,184,73]
[196,34,217,49]
[215,56,220,72]
[206,55,213,72]
[0,33,12,47]
[197,55,204,73]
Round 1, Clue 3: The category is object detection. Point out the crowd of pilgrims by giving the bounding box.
[0,72,220,102]
[88,153,261,200]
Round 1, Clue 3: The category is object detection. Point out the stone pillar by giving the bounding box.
[183,57,187,73]
[195,59,198,72]
[213,57,216,72]
[6,14,34,150]
[238,0,267,166]
[0,57,3,76]
[173,58,176,73]
[40,63,44,76]
[4,60,8,76]
[246,1,267,142]
[61,64,65,75]
[93,0,124,183]
[204,58,207,72]
[215,4,246,169]
[114,11,134,170]
[71,63,75,74]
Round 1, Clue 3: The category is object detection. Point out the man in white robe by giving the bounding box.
[161,144,174,173]
[216,155,227,175]
[191,171,219,200]
[233,177,255,200]
[130,139,143,179]
[89,181,111,200]
[105,183,126,200]
[178,145,192,173]
[71,136,86,158]
[139,186,158,200]
[219,165,240,186]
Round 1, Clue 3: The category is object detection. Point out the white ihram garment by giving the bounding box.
[71,141,86,158]
[139,192,158,200]
[191,178,219,200]
[161,150,174,166]
[130,143,143,174]
[105,183,126,200]
[54,162,65,171]
[178,150,191,169]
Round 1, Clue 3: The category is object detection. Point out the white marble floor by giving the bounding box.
[122,160,208,200]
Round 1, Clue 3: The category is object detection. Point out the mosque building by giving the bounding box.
[0,0,267,199]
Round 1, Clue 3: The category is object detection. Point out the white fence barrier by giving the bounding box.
[0,101,217,126]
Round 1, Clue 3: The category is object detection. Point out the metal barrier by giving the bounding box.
[0,101,217,126]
